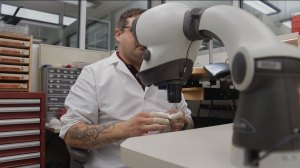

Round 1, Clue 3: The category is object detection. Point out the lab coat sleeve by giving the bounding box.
[59,66,99,139]
[178,93,192,118]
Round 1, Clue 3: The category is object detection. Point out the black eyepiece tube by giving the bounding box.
[167,83,182,103]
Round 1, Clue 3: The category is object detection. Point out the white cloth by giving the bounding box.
[59,52,191,168]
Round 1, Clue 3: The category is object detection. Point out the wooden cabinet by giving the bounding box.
[0,92,45,168]
[182,67,208,101]
[183,67,239,101]
[0,33,32,92]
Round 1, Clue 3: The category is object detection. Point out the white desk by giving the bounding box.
[121,124,236,168]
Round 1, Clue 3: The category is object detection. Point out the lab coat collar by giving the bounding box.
[107,52,132,76]
[106,51,120,65]
[108,51,146,93]
[107,51,139,77]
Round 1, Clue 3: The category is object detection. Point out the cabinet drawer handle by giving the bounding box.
[0,107,40,112]
[0,141,40,150]
[0,152,40,163]
[0,99,40,104]
[0,118,40,125]
[0,130,40,138]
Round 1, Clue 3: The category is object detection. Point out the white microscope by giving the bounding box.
[131,2,300,168]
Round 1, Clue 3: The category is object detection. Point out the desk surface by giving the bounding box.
[121,124,236,168]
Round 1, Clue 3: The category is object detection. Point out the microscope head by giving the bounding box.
[132,3,201,103]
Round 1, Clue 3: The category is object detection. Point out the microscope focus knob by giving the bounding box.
[232,52,246,85]
[143,49,151,61]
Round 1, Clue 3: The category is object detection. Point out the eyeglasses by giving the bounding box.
[119,26,132,32]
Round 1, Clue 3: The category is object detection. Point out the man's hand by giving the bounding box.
[119,112,169,138]
[166,109,186,131]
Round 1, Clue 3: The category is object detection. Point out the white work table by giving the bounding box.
[121,124,236,168]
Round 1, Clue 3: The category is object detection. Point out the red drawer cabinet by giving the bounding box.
[0,92,45,168]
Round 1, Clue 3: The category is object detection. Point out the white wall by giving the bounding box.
[38,44,110,66]
[30,44,39,92]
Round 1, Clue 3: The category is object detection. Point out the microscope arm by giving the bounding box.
[192,5,300,91]
[134,4,300,92]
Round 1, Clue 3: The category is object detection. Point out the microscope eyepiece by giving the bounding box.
[167,83,182,103]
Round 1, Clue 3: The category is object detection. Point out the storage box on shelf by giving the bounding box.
[0,92,45,168]
[182,67,208,100]
[0,32,32,92]
[42,67,81,120]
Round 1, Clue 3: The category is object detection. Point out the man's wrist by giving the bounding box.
[116,121,129,139]
[182,117,194,130]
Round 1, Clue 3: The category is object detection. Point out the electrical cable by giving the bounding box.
[232,99,236,112]
[209,100,214,118]
[215,102,220,119]
[230,100,235,119]
[185,41,194,68]
[232,84,237,114]
[196,100,202,127]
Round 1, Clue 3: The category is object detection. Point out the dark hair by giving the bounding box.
[117,8,146,31]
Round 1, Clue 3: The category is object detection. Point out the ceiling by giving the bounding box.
[0,1,299,47]
[246,1,300,21]
[0,0,134,45]
[0,0,132,18]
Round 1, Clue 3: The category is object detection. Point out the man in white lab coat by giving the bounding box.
[59,8,194,168]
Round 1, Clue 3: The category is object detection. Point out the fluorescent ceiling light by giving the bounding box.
[244,1,280,15]
[282,20,291,28]
[1,4,59,24]
[1,4,77,26]
[60,0,96,8]
[63,16,77,26]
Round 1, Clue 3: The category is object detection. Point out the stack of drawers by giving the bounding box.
[0,92,45,168]
[0,33,32,92]
[42,67,81,120]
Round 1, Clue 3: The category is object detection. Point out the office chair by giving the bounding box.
[67,147,89,168]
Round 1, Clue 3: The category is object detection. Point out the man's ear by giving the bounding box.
[115,28,122,43]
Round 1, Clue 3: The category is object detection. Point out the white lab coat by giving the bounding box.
[59,52,191,168]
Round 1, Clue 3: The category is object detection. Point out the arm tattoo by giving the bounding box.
[67,122,124,149]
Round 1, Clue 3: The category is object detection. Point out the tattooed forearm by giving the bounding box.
[65,122,125,150]
[69,123,113,140]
